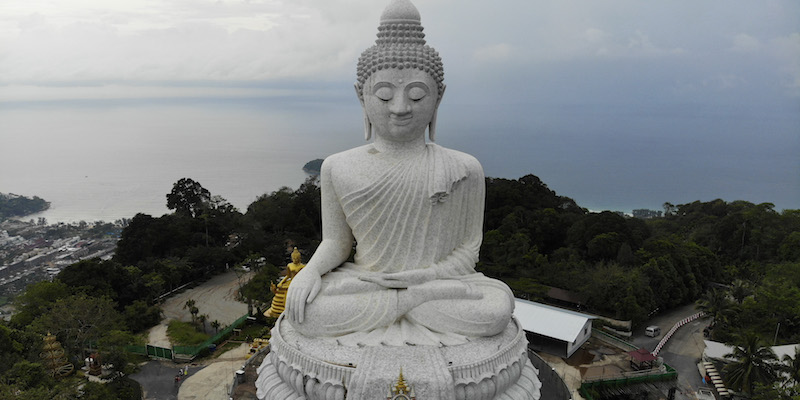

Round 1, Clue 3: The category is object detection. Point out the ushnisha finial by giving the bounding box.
[380,0,421,24]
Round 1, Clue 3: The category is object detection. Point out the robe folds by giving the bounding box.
[293,144,514,346]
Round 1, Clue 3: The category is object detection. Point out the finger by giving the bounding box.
[287,292,296,321]
[308,279,321,303]
[378,279,411,289]
[361,276,386,284]
[297,292,306,324]
[291,290,303,322]
[358,275,411,288]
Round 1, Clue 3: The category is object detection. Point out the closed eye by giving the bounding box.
[408,86,427,101]
[374,86,393,101]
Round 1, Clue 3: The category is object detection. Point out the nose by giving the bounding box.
[389,95,411,115]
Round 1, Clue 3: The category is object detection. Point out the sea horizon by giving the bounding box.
[2,96,797,225]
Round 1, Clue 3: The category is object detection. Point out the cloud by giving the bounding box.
[625,31,685,57]
[731,33,761,52]
[472,43,513,63]
[704,74,747,90]
[0,0,797,107]
[768,33,800,92]
[0,84,321,103]
[0,0,379,84]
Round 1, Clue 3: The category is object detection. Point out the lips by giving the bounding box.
[390,116,413,125]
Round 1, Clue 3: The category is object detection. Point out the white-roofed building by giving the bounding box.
[514,298,596,358]
[704,340,799,362]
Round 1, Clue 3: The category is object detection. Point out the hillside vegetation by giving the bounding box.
[0,193,50,221]
[1,174,798,399]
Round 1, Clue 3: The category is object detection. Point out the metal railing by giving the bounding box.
[173,314,250,357]
[127,313,251,360]
[579,364,677,399]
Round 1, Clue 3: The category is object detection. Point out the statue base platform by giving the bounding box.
[255,315,541,400]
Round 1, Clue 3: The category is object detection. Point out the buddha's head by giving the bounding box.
[355,0,445,142]
[291,247,302,264]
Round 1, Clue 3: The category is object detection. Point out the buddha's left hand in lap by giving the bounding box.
[359,268,438,288]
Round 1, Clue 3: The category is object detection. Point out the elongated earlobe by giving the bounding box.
[428,111,437,142]
[355,82,371,141]
[364,114,372,141]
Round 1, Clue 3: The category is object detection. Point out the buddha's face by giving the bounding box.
[361,68,439,143]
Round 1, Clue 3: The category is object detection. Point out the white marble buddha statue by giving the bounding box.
[284,0,515,347]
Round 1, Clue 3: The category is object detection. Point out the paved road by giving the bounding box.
[628,304,715,400]
[130,361,204,400]
[659,318,709,400]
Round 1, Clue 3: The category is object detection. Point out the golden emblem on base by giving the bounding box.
[387,368,416,400]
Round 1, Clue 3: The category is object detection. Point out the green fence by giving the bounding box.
[147,345,173,360]
[173,314,250,357]
[579,364,677,400]
[592,329,638,351]
[125,345,147,355]
[125,344,173,360]
[125,314,250,360]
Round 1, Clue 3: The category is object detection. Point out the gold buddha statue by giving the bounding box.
[265,248,305,318]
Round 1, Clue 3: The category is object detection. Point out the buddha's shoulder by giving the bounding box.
[432,144,484,173]
[320,145,372,170]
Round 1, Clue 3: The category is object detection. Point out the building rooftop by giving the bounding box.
[704,340,799,361]
[514,298,596,343]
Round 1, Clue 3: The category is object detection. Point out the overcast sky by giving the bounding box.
[1,0,799,211]
[2,0,798,101]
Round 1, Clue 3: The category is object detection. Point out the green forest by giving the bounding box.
[1,175,798,399]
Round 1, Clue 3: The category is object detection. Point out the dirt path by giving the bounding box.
[149,324,171,348]
[147,270,254,347]
[177,343,251,400]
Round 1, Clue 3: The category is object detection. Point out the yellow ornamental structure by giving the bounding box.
[39,332,74,378]
[265,248,305,318]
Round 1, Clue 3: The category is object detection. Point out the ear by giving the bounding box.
[354,83,365,108]
[429,84,446,142]
[436,84,446,108]
[356,83,371,141]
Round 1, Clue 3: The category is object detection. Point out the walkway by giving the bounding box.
[131,343,251,400]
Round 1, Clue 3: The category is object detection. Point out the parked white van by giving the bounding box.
[645,325,661,337]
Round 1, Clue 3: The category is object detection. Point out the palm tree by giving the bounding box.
[190,306,199,324]
[183,299,198,324]
[198,314,208,333]
[696,288,733,329]
[730,279,753,304]
[782,346,800,388]
[211,320,221,334]
[723,333,779,395]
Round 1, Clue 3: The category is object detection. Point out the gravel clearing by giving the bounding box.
[148,270,254,347]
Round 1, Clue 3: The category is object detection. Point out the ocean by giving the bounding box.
[0,97,364,223]
[1,96,798,224]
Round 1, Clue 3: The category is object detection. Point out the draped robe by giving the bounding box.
[292,144,514,346]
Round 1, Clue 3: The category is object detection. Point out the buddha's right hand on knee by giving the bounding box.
[286,269,322,324]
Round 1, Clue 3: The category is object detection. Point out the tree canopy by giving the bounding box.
[166,177,211,218]
[3,173,798,398]
[0,193,49,221]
